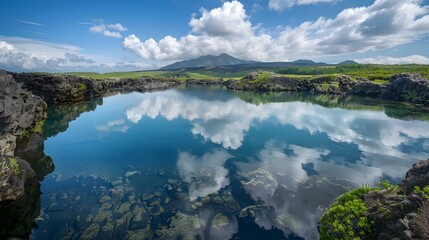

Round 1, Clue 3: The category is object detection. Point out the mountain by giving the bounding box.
[338,60,359,65]
[161,53,254,70]
[292,59,328,66]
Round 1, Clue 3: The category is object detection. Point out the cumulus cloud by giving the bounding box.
[123,1,276,61]
[89,21,127,38]
[0,41,14,52]
[95,119,130,133]
[126,89,429,179]
[65,52,95,63]
[123,0,429,62]
[269,0,338,10]
[236,141,378,239]
[0,37,153,72]
[355,55,429,65]
[177,150,233,200]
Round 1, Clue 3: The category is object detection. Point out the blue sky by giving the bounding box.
[0,0,428,72]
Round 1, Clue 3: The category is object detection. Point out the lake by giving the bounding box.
[30,86,429,239]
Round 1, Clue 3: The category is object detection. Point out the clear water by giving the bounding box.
[30,87,429,239]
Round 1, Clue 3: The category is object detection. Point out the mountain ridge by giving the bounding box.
[161,53,254,70]
[160,54,336,70]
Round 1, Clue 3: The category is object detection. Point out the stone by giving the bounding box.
[149,199,161,207]
[129,206,149,230]
[92,209,112,223]
[211,214,229,229]
[124,171,141,178]
[142,193,154,201]
[80,223,100,240]
[156,211,201,239]
[113,212,133,238]
[110,188,124,200]
[74,214,93,231]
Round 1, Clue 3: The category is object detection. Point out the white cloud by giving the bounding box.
[0,41,14,53]
[107,23,127,31]
[123,1,277,61]
[126,89,429,178]
[177,150,233,200]
[269,0,338,10]
[236,141,385,239]
[355,55,429,65]
[95,119,130,133]
[123,0,429,62]
[0,37,154,72]
[16,19,46,26]
[89,21,127,38]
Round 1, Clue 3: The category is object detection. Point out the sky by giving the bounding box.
[0,0,429,72]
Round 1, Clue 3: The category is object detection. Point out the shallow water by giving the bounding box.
[30,87,429,239]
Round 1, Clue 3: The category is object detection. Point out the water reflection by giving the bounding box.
[177,150,232,201]
[0,133,54,239]
[126,89,429,173]
[29,88,429,240]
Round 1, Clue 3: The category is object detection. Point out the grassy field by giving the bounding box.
[61,64,429,81]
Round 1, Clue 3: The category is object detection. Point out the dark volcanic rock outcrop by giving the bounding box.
[0,71,46,156]
[12,72,102,103]
[100,77,179,92]
[11,72,180,104]
[1,71,54,239]
[227,71,429,105]
[382,73,429,104]
[363,160,429,240]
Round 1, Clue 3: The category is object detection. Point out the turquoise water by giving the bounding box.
[31,87,429,239]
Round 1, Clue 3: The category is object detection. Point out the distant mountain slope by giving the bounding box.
[338,60,359,65]
[161,53,254,70]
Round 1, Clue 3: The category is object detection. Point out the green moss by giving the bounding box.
[403,90,419,99]
[78,83,87,90]
[31,118,45,134]
[251,71,272,84]
[9,157,22,177]
[319,186,375,240]
[372,79,388,85]
[423,187,429,198]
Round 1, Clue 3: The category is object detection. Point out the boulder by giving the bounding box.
[382,73,429,103]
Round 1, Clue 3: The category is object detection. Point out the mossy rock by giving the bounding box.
[319,187,375,240]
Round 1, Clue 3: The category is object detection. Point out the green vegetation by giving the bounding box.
[319,186,375,240]
[277,64,429,79]
[0,157,21,176]
[9,157,22,177]
[424,187,429,198]
[253,71,272,83]
[59,63,429,81]
[78,83,87,90]
[22,118,45,137]
[413,186,429,198]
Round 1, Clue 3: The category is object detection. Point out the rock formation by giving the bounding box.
[0,71,54,239]
[320,159,429,240]
[11,72,180,104]
[227,72,429,105]
[364,160,429,240]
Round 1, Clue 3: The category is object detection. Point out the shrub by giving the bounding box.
[319,186,375,240]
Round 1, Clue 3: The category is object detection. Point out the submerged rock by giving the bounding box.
[156,211,201,239]
[113,212,133,239]
[129,205,149,230]
[142,193,154,201]
[80,223,100,240]
[124,171,141,178]
[211,214,230,229]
